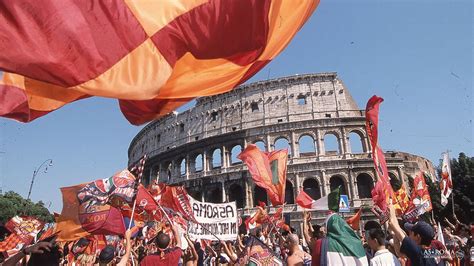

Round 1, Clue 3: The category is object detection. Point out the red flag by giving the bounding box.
[296,190,315,209]
[55,170,137,241]
[269,207,290,232]
[158,185,195,222]
[0,216,44,257]
[0,1,318,125]
[238,144,288,206]
[403,172,432,222]
[365,95,395,213]
[0,234,23,257]
[245,206,267,230]
[346,209,362,230]
[136,185,159,213]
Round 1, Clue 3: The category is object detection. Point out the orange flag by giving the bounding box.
[0,0,319,125]
[238,144,288,206]
[55,169,137,241]
[346,209,362,230]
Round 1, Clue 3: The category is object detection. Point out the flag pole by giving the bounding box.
[128,200,138,229]
[128,155,147,230]
[446,150,455,217]
[451,193,455,217]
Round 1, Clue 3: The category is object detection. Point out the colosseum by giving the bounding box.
[128,72,436,229]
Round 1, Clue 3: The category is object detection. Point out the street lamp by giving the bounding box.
[27,159,53,200]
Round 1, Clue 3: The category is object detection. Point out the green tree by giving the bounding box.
[0,191,54,224]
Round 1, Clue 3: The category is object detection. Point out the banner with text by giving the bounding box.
[187,196,238,241]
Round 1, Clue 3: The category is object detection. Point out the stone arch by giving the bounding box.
[330,175,347,195]
[229,184,245,208]
[303,178,321,200]
[161,161,172,182]
[389,172,402,191]
[348,131,365,154]
[274,137,291,156]
[205,186,222,203]
[188,188,202,201]
[230,144,242,165]
[192,153,203,172]
[179,158,186,176]
[211,148,222,168]
[253,140,266,151]
[324,133,340,155]
[356,173,374,198]
[285,180,294,204]
[299,134,316,156]
[253,185,267,206]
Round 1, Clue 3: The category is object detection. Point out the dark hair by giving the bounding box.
[155,232,170,249]
[364,220,381,231]
[27,245,61,266]
[368,228,385,246]
[312,224,322,238]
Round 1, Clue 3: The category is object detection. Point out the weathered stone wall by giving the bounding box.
[128,73,435,224]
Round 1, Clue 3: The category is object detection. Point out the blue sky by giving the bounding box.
[0,0,472,213]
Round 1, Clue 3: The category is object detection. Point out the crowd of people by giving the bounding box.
[1,202,473,266]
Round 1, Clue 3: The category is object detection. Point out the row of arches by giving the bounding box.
[253,173,375,207]
[173,131,366,177]
[186,173,378,209]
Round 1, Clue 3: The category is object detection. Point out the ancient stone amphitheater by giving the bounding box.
[128,72,435,227]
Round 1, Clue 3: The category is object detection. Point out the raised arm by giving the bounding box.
[3,241,53,266]
[302,211,314,251]
[171,224,182,249]
[444,217,456,230]
[117,229,132,266]
[185,234,199,265]
[387,202,407,245]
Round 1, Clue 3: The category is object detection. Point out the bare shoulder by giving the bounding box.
[287,254,303,266]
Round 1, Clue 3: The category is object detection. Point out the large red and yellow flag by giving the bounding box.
[55,169,136,241]
[0,0,319,125]
[238,144,288,206]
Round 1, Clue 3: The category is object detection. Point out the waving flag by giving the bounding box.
[403,172,432,222]
[55,169,137,241]
[393,186,410,215]
[296,187,340,211]
[0,216,44,257]
[346,209,362,231]
[245,206,268,231]
[440,153,453,206]
[158,185,196,222]
[365,96,395,214]
[0,0,318,125]
[318,214,368,266]
[236,236,283,265]
[238,144,288,206]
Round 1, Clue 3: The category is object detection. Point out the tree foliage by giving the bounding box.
[0,191,54,224]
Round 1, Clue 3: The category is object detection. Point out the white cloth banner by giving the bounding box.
[187,196,238,241]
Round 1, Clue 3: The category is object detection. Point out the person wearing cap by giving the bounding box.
[387,201,437,266]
